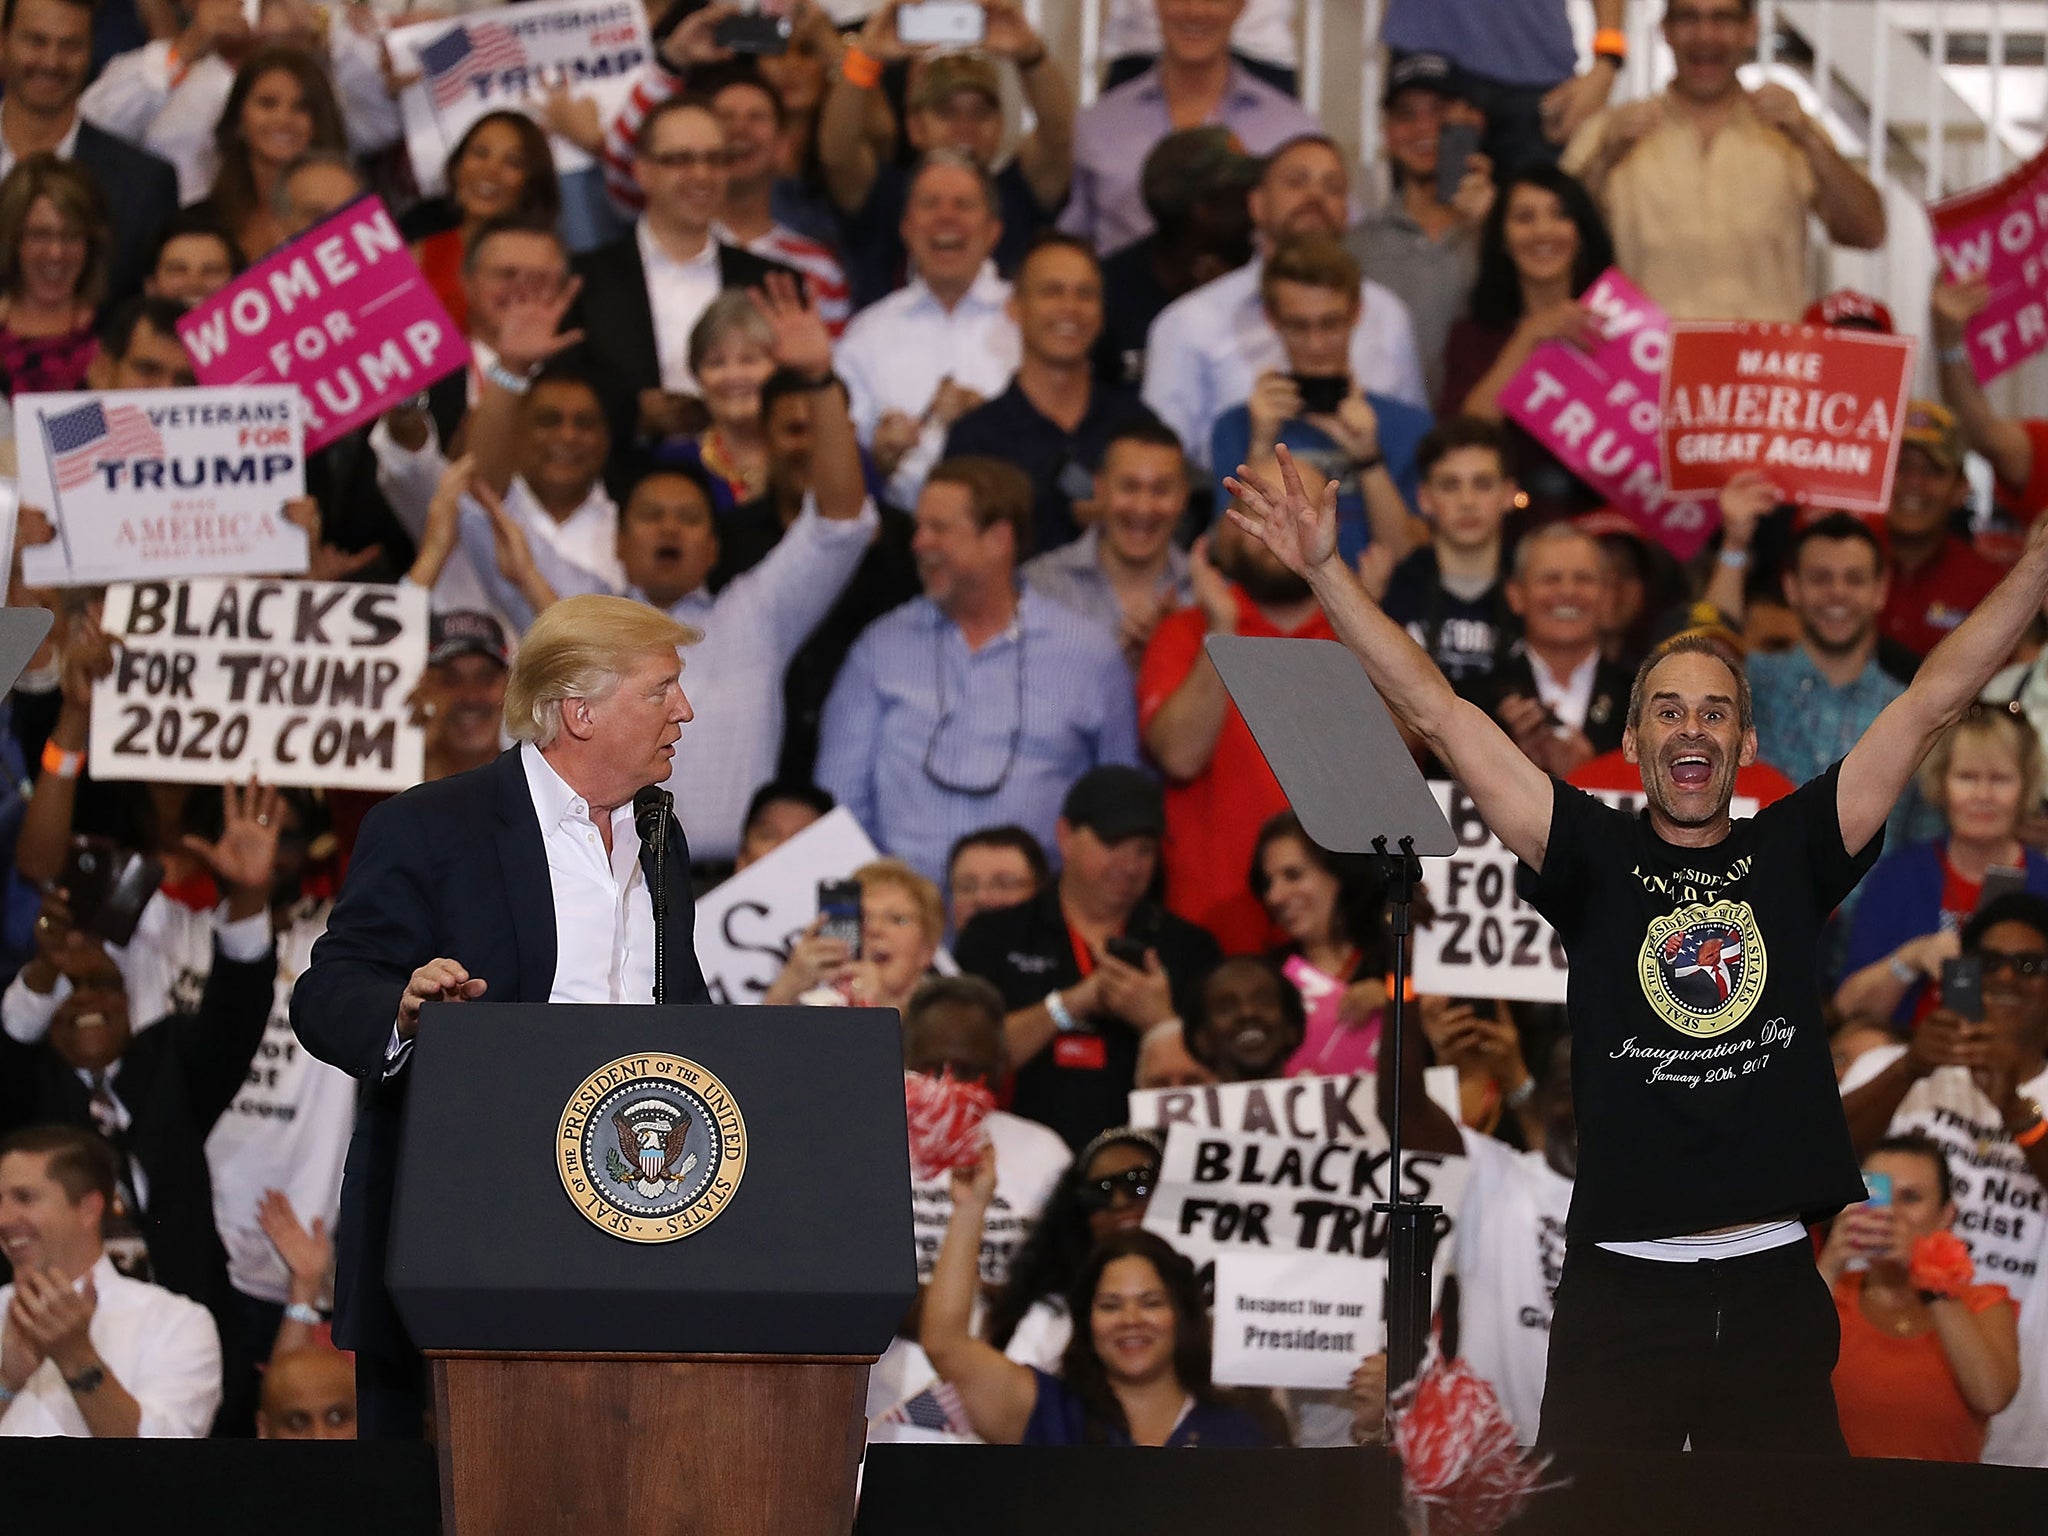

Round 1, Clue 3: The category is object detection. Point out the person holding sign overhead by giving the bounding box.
[1220,441,2048,1455]
[291,594,709,1439]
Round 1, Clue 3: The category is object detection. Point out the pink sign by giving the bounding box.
[1499,268,1714,559]
[1929,145,2048,383]
[178,195,469,452]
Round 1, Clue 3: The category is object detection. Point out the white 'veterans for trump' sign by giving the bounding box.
[386,0,653,194]
[16,388,308,586]
[90,578,428,791]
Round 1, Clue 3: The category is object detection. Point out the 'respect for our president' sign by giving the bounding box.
[179,195,468,453]
[1659,322,1915,513]
[90,578,429,791]
[16,387,309,587]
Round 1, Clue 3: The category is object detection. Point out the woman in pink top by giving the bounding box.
[1250,812,1390,1077]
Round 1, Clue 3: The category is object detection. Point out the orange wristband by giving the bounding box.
[1592,27,1628,60]
[2017,1115,2048,1150]
[40,740,83,779]
[841,45,882,91]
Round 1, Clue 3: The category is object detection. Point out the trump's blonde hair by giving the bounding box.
[503,595,700,749]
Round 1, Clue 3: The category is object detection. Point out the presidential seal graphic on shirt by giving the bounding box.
[1636,900,1768,1039]
[557,1053,747,1243]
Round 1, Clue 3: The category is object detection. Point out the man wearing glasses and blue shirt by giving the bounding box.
[817,456,1141,890]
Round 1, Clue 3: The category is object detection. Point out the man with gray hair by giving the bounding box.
[833,150,1022,510]
[293,593,708,1440]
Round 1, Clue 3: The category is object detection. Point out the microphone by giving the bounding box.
[634,787,673,1005]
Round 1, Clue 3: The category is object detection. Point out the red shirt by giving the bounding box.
[1832,1272,2012,1462]
[1997,420,2048,523]
[1138,589,1335,955]
[1882,537,2004,660]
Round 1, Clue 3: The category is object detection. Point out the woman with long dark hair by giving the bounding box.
[923,1147,1273,1446]
[1438,163,1615,525]
[1250,811,1389,1076]
[199,46,347,261]
[983,1128,1162,1367]
[0,155,108,398]
[403,111,561,332]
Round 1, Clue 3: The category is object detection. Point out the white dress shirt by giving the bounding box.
[639,219,723,396]
[1141,257,1427,470]
[834,262,1021,509]
[0,1256,221,1438]
[1529,649,1600,732]
[0,110,79,179]
[519,744,657,1006]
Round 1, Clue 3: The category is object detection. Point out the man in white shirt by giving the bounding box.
[1143,133,1427,472]
[834,149,1022,510]
[0,1124,222,1437]
[294,593,709,1436]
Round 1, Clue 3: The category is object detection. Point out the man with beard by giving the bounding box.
[1222,442,2048,1454]
[1562,0,1882,321]
[1140,481,1335,953]
[1879,402,2002,664]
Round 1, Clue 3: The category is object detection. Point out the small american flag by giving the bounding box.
[418,22,527,110]
[46,400,165,492]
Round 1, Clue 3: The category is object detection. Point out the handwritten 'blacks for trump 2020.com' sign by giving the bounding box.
[15,387,308,587]
[179,196,468,453]
[89,579,429,791]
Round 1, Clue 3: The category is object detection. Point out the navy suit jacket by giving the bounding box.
[73,123,178,309]
[290,748,707,1357]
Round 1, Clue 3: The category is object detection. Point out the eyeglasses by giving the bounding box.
[921,625,1026,798]
[1977,949,2047,978]
[1076,1166,1157,1211]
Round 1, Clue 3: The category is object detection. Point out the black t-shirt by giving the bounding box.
[1515,764,1881,1242]
[1380,546,1513,683]
[954,889,1221,1150]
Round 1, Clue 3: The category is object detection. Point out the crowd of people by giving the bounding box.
[0,0,2044,1476]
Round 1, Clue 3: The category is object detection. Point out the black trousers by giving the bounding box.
[1538,1238,1848,1455]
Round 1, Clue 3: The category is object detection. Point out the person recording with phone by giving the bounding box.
[1840,893,2048,1466]
[1208,233,1431,580]
[291,594,709,1440]
[760,860,943,1012]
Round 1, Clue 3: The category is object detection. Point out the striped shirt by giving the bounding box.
[817,589,1142,886]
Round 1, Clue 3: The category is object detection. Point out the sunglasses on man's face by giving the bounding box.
[1077,1166,1157,1211]
[1978,949,2047,979]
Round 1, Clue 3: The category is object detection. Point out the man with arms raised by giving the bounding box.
[292,597,708,1439]
[1222,445,2048,1453]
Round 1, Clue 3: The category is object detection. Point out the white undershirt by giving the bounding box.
[1529,649,1600,732]
[1598,1221,1808,1263]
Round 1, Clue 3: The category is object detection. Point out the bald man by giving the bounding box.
[256,1350,356,1440]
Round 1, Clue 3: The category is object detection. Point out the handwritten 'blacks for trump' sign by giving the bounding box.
[16,387,308,587]
[90,578,429,791]
[1659,322,1915,513]
[179,196,468,452]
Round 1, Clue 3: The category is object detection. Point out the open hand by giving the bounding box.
[750,270,833,378]
[494,274,585,375]
[256,1189,332,1297]
[182,776,284,900]
[1223,444,1340,580]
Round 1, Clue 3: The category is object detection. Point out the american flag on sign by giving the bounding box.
[45,400,165,492]
[418,21,527,110]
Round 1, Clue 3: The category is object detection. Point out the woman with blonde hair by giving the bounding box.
[0,155,109,397]
[1837,707,2048,1025]
[762,858,943,1014]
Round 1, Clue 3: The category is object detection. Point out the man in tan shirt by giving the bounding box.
[1562,0,1884,321]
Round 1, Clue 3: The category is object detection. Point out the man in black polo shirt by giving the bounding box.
[1223,446,2048,1454]
[944,235,1166,556]
[954,767,1220,1150]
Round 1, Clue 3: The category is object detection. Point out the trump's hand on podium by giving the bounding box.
[398,958,488,1038]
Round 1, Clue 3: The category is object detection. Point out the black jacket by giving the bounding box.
[75,123,179,309]
[0,938,276,1316]
[567,234,797,458]
[1459,649,1635,759]
[290,749,709,1361]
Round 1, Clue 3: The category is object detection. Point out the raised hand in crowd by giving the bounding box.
[542,85,604,156]
[1420,994,1536,1138]
[1817,1196,1898,1286]
[1449,148,1496,228]
[1094,948,1175,1032]
[980,0,1045,64]
[850,0,916,64]
[659,0,743,72]
[493,273,585,376]
[257,1188,332,1355]
[1246,370,1303,456]
[181,776,286,921]
[751,269,834,378]
[285,498,380,583]
[21,889,85,996]
[1932,275,1991,338]
[474,477,560,618]
[408,452,475,590]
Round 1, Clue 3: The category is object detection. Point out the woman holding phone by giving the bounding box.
[1837,710,2048,1026]
[760,858,940,1012]
[1821,1134,2018,1461]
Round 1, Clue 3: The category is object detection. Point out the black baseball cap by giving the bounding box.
[429,610,511,669]
[1384,52,1466,107]
[1060,766,1165,842]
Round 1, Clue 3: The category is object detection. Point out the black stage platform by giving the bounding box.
[9,1438,2042,1535]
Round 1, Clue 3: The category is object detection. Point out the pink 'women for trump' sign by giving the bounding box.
[1929,144,2048,384]
[178,195,469,452]
[1499,268,1715,559]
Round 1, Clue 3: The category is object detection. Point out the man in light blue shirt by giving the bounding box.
[818,457,1141,886]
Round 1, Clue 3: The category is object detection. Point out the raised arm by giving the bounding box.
[1224,447,1555,871]
[918,1146,1038,1444]
[1934,278,2036,492]
[1839,515,2048,854]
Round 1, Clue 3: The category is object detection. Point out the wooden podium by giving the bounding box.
[388,1005,916,1536]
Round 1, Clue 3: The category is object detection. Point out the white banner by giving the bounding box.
[90,579,428,790]
[1143,1124,1467,1275]
[1128,1068,1461,1143]
[386,0,652,195]
[1211,1251,1385,1390]
[693,808,879,1006]
[17,388,307,587]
